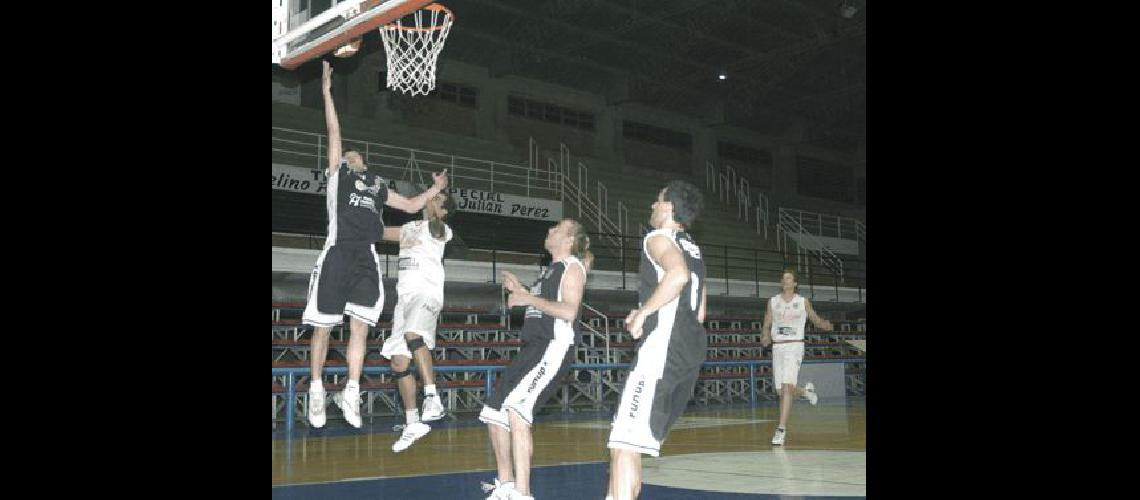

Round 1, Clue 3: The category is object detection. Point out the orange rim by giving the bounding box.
[382,3,453,33]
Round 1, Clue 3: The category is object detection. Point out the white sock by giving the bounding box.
[425,384,437,397]
[346,379,360,391]
[310,380,324,392]
[406,409,420,424]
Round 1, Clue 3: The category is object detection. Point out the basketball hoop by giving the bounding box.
[378,3,454,96]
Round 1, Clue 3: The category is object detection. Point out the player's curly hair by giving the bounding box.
[663,180,703,228]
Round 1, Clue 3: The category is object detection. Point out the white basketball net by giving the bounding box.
[378,5,454,97]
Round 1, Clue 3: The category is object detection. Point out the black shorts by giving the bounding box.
[302,244,385,327]
[608,318,706,456]
[478,336,575,429]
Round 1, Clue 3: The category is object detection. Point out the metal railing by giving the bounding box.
[776,210,845,282]
[533,140,629,245]
[706,161,771,241]
[271,228,865,302]
[561,161,623,247]
[272,358,865,435]
[272,127,560,199]
[580,231,862,300]
[271,127,863,297]
[579,302,611,365]
[779,207,866,247]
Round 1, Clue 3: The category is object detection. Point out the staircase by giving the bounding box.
[705,161,772,241]
[776,209,845,283]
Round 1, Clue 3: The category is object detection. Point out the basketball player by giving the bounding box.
[760,269,833,445]
[381,189,457,452]
[305,60,448,429]
[606,181,706,500]
[480,219,592,500]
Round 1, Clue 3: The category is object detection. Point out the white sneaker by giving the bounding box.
[803,382,819,405]
[308,385,326,428]
[334,385,362,428]
[391,421,431,452]
[482,479,516,500]
[480,478,506,494]
[771,427,786,446]
[421,393,446,422]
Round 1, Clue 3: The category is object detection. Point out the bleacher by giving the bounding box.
[271,299,867,429]
[271,112,865,430]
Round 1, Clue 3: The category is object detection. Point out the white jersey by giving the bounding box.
[769,294,807,341]
[396,220,451,296]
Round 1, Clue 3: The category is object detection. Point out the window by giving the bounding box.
[543,105,562,124]
[562,110,579,128]
[458,86,476,106]
[507,95,596,132]
[623,120,691,152]
[431,81,478,108]
[310,0,331,15]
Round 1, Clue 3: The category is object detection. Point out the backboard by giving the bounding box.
[272,0,434,70]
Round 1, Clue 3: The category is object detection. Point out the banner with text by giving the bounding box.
[272,164,563,221]
[272,164,327,194]
[271,164,408,195]
[447,187,562,221]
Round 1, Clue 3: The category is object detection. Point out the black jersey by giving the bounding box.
[325,165,389,246]
[637,228,707,365]
[521,257,586,343]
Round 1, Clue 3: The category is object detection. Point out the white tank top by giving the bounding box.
[396,220,451,295]
[769,294,807,341]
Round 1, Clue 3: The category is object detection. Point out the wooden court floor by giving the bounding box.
[273,398,865,498]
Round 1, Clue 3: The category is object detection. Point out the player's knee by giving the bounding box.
[405,334,427,353]
[348,317,370,333]
[391,360,414,380]
[391,355,412,372]
[507,409,527,428]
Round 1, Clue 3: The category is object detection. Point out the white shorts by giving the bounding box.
[380,292,442,359]
[772,342,805,388]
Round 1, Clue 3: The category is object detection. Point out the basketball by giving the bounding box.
[333,39,361,58]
